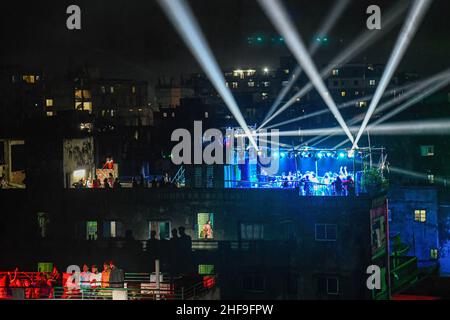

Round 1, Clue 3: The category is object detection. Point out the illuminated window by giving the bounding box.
[225,82,229,88]
[22,75,35,84]
[240,223,264,240]
[341,91,346,97]
[204,112,209,118]
[46,111,55,117]
[430,249,438,259]
[163,112,167,118]
[420,145,434,156]
[103,221,122,238]
[198,265,215,275]
[149,221,171,240]
[248,81,255,87]
[101,86,106,93]
[332,69,339,76]
[233,69,245,79]
[82,102,92,112]
[284,69,290,74]
[80,123,93,132]
[369,80,376,86]
[414,210,426,222]
[46,99,53,107]
[315,224,337,241]
[358,101,367,108]
[132,86,136,94]
[262,81,270,87]
[232,82,238,89]
[262,92,268,100]
[197,213,214,240]
[73,169,86,180]
[75,90,92,100]
[110,86,114,93]
[86,221,98,240]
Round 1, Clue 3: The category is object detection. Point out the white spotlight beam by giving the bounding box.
[333,70,450,149]
[263,0,350,122]
[294,70,442,149]
[258,0,354,144]
[267,79,420,130]
[251,119,450,138]
[316,71,450,148]
[258,1,408,130]
[384,165,448,185]
[157,0,258,149]
[352,0,433,148]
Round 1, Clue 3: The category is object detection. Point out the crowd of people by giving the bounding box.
[259,166,356,196]
[0,261,124,299]
[73,172,179,189]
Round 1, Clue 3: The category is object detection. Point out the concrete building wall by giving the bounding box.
[388,186,439,267]
[0,188,377,299]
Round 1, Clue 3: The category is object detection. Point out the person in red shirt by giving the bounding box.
[103,157,114,170]
[92,175,101,188]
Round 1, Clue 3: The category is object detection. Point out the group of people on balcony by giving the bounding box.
[0,267,61,299]
[73,172,178,189]
[73,172,122,189]
[65,261,124,298]
[0,261,124,299]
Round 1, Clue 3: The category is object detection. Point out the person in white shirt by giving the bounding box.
[80,264,91,290]
[89,265,102,289]
[89,265,103,298]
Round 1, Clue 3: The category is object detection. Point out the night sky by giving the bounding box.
[2,0,449,86]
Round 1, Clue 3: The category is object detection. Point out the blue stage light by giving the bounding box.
[273,152,279,158]
[326,152,333,157]
[317,152,324,159]
[280,152,286,158]
[339,152,346,158]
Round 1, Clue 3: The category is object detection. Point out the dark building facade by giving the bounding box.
[0,188,387,299]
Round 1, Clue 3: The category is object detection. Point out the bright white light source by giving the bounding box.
[73,169,86,180]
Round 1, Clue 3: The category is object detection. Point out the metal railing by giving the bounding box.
[0,273,217,300]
